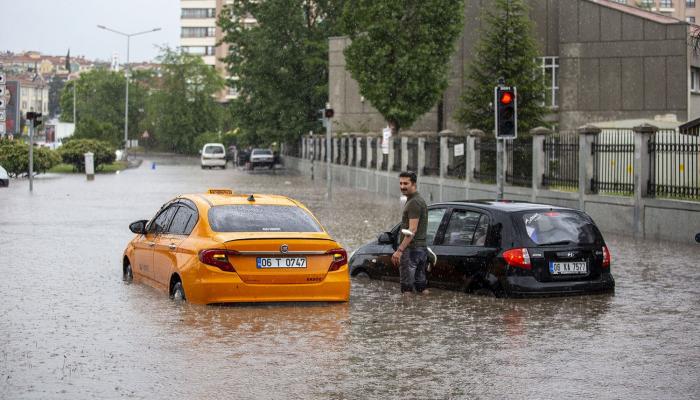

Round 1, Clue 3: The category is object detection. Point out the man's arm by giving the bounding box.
[392,218,419,266]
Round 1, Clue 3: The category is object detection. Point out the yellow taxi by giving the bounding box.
[122,189,350,304]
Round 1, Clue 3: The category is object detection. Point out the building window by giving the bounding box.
[688,16,696,23]
[540,57,559,108]
[688,0,696,7]
[181,8,216,19]
[659,0,673,7]
[181,27,216,38]
[639,0,654,7]
[182,46,216,56]
[691,68,700,93]
[611,0,626,3]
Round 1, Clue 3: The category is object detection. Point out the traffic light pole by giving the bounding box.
[496,138,503,200]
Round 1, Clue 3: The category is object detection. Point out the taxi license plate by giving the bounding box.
[550,261,587,275]
[256,257,307,269]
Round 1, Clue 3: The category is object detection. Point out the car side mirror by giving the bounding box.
[129,220,148,234]
[378,232,393,244]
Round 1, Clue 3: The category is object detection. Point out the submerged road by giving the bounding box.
[0,156,698,399]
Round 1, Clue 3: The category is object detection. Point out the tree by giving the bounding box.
[342,0,464,134]
[141,48,225,154]
[218,0,345,145]
[455,0,546,135]
[48,76,65,118]
[58,69,148,147]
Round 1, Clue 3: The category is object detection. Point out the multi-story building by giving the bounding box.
[329,0,700,132]
[179,0,256,102]
[611,0,699,23]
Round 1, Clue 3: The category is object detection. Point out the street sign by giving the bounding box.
[0,73,5,84]
[0,84,6,97]
[454,143,464,157]
[0,98,5,108]
[142,130,150,139]
[382,127,391,155]
[0,110,6,121]
[0,124,5,135]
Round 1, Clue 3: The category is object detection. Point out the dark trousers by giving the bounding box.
[399,247,428,293]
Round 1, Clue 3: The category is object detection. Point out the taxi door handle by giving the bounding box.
[168,244,177,251]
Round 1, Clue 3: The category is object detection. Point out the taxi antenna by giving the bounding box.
[247,194,255,202]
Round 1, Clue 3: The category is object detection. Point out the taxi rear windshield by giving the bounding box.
[208,205,323,232]
[518,211,600,246]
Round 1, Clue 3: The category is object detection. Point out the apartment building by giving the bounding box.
[180,0,256,102]
[611,0,699,23]
[329,0,700,132]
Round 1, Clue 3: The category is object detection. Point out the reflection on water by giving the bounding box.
[0,158,698,399]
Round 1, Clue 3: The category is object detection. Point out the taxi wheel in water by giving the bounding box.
[353,270,371,282]
[170,278,186,301]
[123,260,133,283]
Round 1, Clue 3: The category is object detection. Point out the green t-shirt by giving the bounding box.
[400,192,428,248]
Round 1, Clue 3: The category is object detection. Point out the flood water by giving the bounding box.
[1,157,698,399]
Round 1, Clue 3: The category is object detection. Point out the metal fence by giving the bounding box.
[391,138,402,172]
[649,130,699,200]
[474,137,497,183]
[359,138,367,168]
[543,132,579,191]
[446,137,466,179]
[369,138,377,169]
[592,129,635,195]
[406,138,418,172]
[423,139,440,176]
[505,137,533,187]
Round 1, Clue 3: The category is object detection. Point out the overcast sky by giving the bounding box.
[0,0,180,62]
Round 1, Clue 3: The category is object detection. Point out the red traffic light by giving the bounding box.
[500,91,514,105]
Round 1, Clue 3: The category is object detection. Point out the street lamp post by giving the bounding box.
[97,24,160,159]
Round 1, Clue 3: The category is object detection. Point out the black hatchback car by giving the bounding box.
[349,201,615,297]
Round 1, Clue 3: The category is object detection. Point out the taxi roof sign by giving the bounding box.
[208,189,234,195]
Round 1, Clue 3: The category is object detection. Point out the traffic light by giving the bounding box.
[495,86,517,138]
[26,112,43,128]
[324,107,334,119]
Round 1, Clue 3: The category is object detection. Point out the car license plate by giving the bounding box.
[256,257,307,269]
[549,261,587,275]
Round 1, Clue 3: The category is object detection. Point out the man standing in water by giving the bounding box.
[392,171,429,294]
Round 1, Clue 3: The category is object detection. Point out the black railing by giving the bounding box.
[446,137,466,179]
[506,137,533,187]
[392,138,402,172]
[475,137,497,183]
[349,137,357,166]
[369,138,377,169]
[423,139,440,176]
[648,129,699,200]
[381,153,389,171]
[360,138,367,168]
[406,138,418,173]
[543,132,579,191]
[592,129,634,195]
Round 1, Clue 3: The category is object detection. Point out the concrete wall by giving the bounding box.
[329,0,695,134]
[284,156,700,244]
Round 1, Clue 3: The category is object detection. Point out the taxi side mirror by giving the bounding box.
[129,220,148,234]
[696,232,700,243]
[378,232,393,244]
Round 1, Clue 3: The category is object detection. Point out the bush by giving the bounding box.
[0,139,61,177]
[58,139,116,172]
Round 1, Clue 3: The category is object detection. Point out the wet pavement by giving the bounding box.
[0,156,699,399]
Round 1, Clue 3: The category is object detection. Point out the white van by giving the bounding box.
[0,165,9,187]
[200,143,227,169]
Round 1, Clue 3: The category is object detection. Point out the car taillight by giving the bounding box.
[602,245,611,269]
[199,249,238,272]
[503,248,531,270]
[326,248,347,272]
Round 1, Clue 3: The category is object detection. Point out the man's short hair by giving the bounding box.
[399,171,417,184]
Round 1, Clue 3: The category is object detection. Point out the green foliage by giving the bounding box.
[342,0,464,133]
[0,139,61,177]
[57,139,116,172]
[455,0,546,135]
[218,0,345,145]
[141,48,225,154]
[48,76,65,118]
[193,132,224,154]
[58,69,148,146]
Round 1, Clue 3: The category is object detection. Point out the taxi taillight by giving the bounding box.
[199,249,238,272]
[502,248,531,270]
[602,245,611,269]
[326,248,347,272]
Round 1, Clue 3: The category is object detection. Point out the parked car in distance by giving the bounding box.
[0,165,9,187]
[122,189,350,304]
[200,143,226,169]
[349,200,615,297]
[249,148,275,169]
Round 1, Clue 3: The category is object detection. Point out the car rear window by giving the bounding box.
[519,211,600,245]
[208,205,323,232]
[252,149,272,156]
[204,146,224,154]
